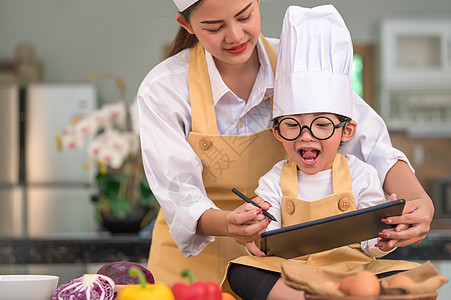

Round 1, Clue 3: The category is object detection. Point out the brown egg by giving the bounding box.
[338,275,355,295]
[387,274,415,286]
[348,270,381,296]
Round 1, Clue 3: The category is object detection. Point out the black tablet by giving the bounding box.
[260,199,405,259]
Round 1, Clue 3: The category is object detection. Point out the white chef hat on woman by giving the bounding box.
[273,5,354,119]
[173,0,199,12]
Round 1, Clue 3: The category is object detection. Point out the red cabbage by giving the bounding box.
[96,262,154,285]
[51,274,115,300]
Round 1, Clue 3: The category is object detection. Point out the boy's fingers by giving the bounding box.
[246,241,266,257]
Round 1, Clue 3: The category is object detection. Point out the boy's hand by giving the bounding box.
[375,237,396,251]
[246,240,266,257]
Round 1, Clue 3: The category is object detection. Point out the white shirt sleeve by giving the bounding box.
[138,52,217,257]
[348,155,397,257]
[255,160,286,231]
[338,92,413,185]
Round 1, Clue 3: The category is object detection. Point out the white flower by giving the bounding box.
[123,131,140,155]
[89,129,134,169]
[59,97,141,171]
[74,114,99,138]
[102,101,127,129]
[97,146,125,169]
[61,125,86,149]
[92,106,112,130]
[88,133,107,159]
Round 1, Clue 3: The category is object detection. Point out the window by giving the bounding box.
[353,44,375,110]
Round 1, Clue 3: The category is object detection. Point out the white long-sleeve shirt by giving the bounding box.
[137,37,410,257]
[256,155,396,258]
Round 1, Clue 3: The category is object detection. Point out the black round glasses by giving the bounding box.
[274,116,347,141]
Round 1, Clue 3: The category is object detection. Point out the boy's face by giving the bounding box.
[273,113,356,175]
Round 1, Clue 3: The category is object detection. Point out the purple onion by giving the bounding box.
[51,274,115,300]
[97,262,154,285]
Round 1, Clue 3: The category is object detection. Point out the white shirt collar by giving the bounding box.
[205,37,275,106]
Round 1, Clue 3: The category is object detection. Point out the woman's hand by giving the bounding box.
[226,196,272,257]
[380,161,434,248]
[378,193,434,248]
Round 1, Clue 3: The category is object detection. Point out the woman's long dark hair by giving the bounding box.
[167,0,205,58]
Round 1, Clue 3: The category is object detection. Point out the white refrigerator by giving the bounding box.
[0,83,99,237]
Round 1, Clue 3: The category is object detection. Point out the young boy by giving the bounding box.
[225,5,418,299]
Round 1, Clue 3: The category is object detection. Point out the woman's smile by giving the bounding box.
[226,42,248,54]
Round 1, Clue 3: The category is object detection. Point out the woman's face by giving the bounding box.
[177,0,261,68]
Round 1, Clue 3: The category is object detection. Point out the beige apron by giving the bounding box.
[223,154,419,292]
[147,36,287,284]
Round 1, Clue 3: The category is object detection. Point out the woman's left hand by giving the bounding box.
[378,193,433,248]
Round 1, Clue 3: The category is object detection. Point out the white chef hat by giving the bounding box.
[273,5,354,119]
[173,0,199,12]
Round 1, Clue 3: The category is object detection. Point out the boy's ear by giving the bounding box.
[272,126,285,143]
[341,120,357,142]
[175,13,194,34]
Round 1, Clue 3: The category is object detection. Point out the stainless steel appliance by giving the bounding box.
[0,84,23,237]
[0,83,98,237]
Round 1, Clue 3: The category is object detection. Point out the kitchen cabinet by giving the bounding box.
[380,18,451,137]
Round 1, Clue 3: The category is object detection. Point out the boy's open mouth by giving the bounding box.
[299,149,320,164]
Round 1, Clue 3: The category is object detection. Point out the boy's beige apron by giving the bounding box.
[222,154,419,291]
[147,36,287,284]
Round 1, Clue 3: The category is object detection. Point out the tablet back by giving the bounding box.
[260,199,405,259]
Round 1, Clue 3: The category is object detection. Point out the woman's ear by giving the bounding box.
[175,13,194,34]
[341,120,357,142]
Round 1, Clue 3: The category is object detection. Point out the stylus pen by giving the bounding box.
[232,188,277,222]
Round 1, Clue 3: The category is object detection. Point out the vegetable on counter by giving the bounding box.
[97,261,155,285]
[172,268,222,300]
[117,267,174,300]
[51,274,115,300]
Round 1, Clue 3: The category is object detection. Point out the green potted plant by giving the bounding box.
[56,74,159,233]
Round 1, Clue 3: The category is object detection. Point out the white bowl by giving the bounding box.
[0,275,59,300]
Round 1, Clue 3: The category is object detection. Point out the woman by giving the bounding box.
[137,0,433,285]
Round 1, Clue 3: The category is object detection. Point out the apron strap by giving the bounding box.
[259,34,277,108]
[280,160,299,199]
[280,154,353,198]
[188,43,217,134]
[331,153,353,194]
[260,34,277,74]
[188,35,278,134]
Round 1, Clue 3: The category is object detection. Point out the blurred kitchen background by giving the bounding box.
[1,0,451,297]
